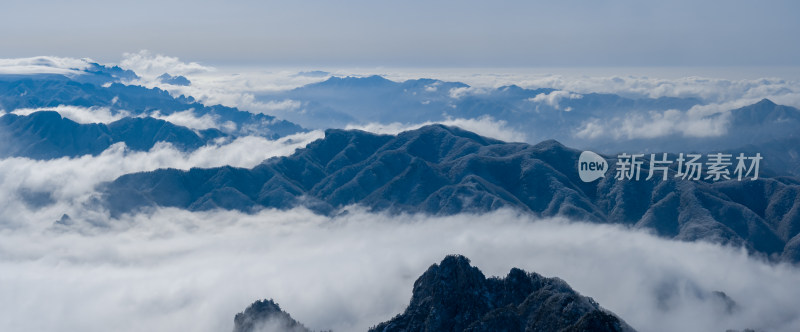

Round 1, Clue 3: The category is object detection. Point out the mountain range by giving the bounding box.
[102,124,800,263]
[258,75,800,158]
[4,69,800,176]
[0,70,303,138]
[0,111,226,159]
[257,75,702,145]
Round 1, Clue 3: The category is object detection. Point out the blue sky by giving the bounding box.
[2,0,799,67]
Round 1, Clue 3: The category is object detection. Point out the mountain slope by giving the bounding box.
[0,111,224,158]
[102,125,800,262]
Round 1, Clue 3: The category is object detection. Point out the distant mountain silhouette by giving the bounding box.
[256,75,702,144]
[76,62,140,85]
[102,125,800,262]
[729,99,800,126]
[157,73,191,86]
[234,255,634,332]
[257,76,800,159]
[583,98,800,154]
[0,111,225,159]
[722,99,800,148]
[737,136,800,177]
[0,71,303,138]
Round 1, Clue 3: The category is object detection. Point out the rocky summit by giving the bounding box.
[234,255,635,332]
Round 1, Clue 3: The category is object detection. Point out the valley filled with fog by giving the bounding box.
[3,206,800,332]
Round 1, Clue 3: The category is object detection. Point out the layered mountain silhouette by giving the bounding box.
[259,75,800,160]
[591,98,800,155]
[5,70,796,163]
[257,75,702,144]
[234,255,634,332]
[102,125,800,262]
[0,111,225,159]
[74,62,140,85]
[0,71,303,138]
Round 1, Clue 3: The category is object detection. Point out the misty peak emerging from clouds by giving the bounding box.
[234,299,312,332]
[157,73,191,86]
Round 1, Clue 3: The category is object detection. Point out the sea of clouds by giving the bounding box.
[3,53,800,332]
[0,123,799,332]
[2,206,800,332]
[114,52,800,143]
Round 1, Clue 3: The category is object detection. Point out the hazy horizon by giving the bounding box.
[3,1,799,67]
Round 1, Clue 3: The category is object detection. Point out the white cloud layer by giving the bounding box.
[573,98,765,140]
[346,115,527,143]
[146,109,237,131]
[120,50,212,80]
[6,54,800,120]
[4,106,240,133]
[529,90,583,111]
[518,74,800,105]
[448,86,490,99]
[120,65,800,143]
[113,52,330,117]
[0,130,323,227]
[0,207,798,332]
[0,56,92,75]
[369,68,800,107]
[8,52,778,135]
[251,99,303,114]
[10,105,130,124]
